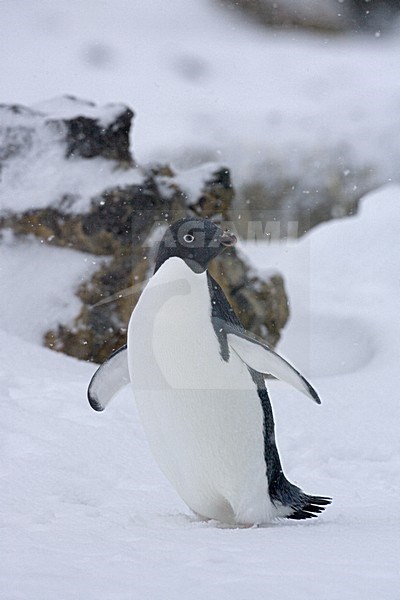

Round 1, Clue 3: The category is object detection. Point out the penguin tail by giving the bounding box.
[286,494,332,520]
[270,474,331,520]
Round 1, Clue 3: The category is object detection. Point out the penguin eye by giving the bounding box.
[183,233,195,243]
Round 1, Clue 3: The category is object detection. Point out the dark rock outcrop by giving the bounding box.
[64,105,133,164]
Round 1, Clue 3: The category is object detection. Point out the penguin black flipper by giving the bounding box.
[207,274,320,404]
[87,345,130,411]
[207,274,246,362]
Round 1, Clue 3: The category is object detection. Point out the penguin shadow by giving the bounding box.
[161,511,254,530]
[162,511,330,530]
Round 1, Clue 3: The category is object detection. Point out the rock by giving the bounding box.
[0,96,137,218]
[215,0,400,33]
[233,151,375,239]
[215,0,351,32]
[64,105,133,164]
[350,0,400,30]
[0,95,133,165]
[0,97,289,363]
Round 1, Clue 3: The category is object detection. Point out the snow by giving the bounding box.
[1,186,399,598]
[0,231,103,344]
[0,148,143,215]
[32,95,128,128]
[174,161,225,203]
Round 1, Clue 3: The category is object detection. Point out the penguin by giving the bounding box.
[88,217,331,526]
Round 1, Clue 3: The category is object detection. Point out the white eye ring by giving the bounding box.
[183,233,195,243]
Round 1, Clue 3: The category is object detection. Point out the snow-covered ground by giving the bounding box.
[1,186,399,599]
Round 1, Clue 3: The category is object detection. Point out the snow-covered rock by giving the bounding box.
[0,96,137,215]
[0,97,289,362]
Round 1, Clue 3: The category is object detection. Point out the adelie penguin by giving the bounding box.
[88,217,331,526]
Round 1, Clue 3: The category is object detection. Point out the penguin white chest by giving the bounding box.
[153,274,250,390]
[129,258,251,391]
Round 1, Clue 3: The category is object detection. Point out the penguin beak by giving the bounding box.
[220,231,237,247]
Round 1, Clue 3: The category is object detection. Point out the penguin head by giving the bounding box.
[154,217,237,274]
